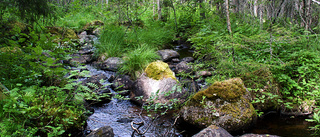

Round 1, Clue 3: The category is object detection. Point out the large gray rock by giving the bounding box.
[180,78,257,132]
[87,126,114,137]
[192,125,233,137]
[157,49,180,62]
[130,73,186,105]
[99,57,123,71]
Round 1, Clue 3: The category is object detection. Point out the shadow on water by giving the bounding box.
[174,44,194,59]
[244,112,314,137]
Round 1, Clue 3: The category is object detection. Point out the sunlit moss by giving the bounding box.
[144,61,176,80]
[192,78,246,102]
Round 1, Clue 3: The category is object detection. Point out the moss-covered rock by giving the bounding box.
[144,61,176,80]
[47,27,79,40]
[179,78,257,133]
[83,20,104,34]
[192,78,246,102]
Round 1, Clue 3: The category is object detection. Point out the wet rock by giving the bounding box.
[111,75,133,96]
[195,71,212,78]
[180,78,256,132]
[78,31,88,43]
[175,61,192,74]
[181,57,194,63]
[70,53,93,65]
[87,126,114,137]
[78,43,94,54]
[172,58,180,63]
[116,118,133,123]
[130,61,186,105]
[99,57,124,71]
[157,49,180,62]
[240,133,280,137]
[192,125,232,137]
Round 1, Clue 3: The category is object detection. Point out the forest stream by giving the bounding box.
[83,44,314,137]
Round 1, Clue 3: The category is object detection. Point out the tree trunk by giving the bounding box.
[157,0,162,20]
[254,0,258,17]
[259,0,264,29]
[226,0,232,34]
[304,0,311,32]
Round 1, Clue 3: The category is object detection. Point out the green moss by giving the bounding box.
[144,61,176,80]
[192,78,246,102]
[220,97,256,125]
[47,27,78,40]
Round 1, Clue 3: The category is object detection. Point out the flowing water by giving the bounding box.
[85,65,181,137]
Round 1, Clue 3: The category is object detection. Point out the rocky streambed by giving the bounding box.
[67,25,314,137]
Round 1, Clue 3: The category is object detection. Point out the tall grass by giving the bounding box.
[94,25,127,58]
[120,44,160,79]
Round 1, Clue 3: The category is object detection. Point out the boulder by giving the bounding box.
[87,126,114,137]
[157,49,180,62]
[130,61,186,105]
[180,78,257,132]
[192,125,233,137]
[175,61,192,74]
[99,57,124,71]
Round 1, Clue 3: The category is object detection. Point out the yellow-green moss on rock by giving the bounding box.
[47,27,79,40]
[180,78,257,132]
[144,61,176,80]
[192,78,246,102]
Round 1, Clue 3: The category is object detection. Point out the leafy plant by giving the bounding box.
[306,109,320,135]
[140,85,183,117]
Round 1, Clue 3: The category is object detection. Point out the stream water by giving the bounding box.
[85,65,181,137]
[247,113,314,137]
[84,44,314,137]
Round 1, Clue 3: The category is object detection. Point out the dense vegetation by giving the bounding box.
[1,0,320,136]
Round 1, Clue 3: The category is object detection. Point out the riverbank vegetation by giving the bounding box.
[1,0,320,136]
